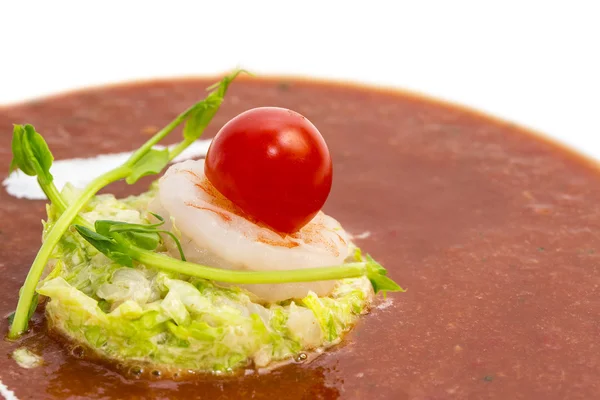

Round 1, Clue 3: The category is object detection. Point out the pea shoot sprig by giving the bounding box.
[8,70,244,338]
[74,219,401,289]
[7,70,404,340]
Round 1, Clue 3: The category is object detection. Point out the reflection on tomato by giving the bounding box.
[205,107,332,234]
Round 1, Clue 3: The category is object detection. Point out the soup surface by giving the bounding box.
[0,77,599,399]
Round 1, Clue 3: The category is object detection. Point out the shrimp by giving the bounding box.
[149,159,352,303]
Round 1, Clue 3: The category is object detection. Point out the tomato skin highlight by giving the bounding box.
[205,107,333,234]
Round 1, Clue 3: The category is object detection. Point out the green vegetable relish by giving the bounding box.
[38,184,373,374]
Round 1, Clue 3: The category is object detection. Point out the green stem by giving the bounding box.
[169,137,195,160]
[129,243,367,284]
[41,180,88,226]
[127,105,199,166]
[8,166,129,338]
[41,180,67,212]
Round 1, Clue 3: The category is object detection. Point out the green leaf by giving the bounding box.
[79,214,186,266]
[182,97,222,141]
[126,147,169,185]
[107,212,165,233]
[102,214,186,261]
[108,252,134,268]
[9,125,25,174]
[95,219,126,237]
[365,254,405,295]
[77,224,113,244]
[74,225,133,267]
[122,231,160,251]
[182,69,247,141]
[9,124,54,185]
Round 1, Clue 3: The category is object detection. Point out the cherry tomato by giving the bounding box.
[205,107,332,234]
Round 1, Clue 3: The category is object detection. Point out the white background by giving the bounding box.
[1,1,599,158]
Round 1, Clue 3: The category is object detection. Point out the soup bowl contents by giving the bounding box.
[1,73,599,400]
[5,71,402,376]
